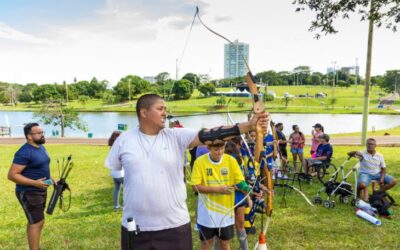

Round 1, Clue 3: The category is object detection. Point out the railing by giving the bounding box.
[0,126,11,137]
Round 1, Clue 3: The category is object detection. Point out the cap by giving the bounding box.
[313,123,323,128]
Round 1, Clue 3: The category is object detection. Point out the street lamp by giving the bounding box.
[128,78,131,102]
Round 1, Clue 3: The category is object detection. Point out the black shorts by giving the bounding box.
[198,224,234,241]
[16,190,47,224]
[121,223,192,250]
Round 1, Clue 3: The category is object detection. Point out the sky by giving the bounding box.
[0,0,399,85]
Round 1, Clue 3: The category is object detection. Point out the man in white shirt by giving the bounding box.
[348,138,397,201]
[105,93,269,250]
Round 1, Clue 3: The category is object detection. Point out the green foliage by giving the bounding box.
[337,80,350,87]
[182,73,200,88]
[256,70,282,85]
[381,70,400,93]
[198,83,216,97]
[33,101,88,137]
[293,0,400,38]
[78,95,90,107]
[113,75,150,101]
[102,90,117,104]
[215,95,227,106]
[281,96,293,108]
[172,79,193,100]
[155,72,170,85]
[32,83,65,103]
[264,93,275,102]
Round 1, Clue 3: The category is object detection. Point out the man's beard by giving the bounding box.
[34,137,46,145]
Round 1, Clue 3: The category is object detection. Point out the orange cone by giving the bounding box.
[257,233,268,250]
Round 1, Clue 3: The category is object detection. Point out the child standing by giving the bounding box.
[191,141,253,250]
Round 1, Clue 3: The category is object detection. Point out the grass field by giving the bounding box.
[0,144,399,249]
[1,85,399,114]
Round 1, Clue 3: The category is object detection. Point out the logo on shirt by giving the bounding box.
[206,168,213,176]
[220,167,229,176]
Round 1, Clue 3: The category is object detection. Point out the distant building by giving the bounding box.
[341,66,360,75]
[143,76,156,83]
[326,67,335,74]
[224,40,249,79]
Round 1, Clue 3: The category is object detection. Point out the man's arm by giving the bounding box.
[347,151,362,157]
[189,112,270,148]
[8,164,49,189]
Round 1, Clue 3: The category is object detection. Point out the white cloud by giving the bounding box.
[0,22,54,45]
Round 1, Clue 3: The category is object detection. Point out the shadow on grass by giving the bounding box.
[51,187,117,220]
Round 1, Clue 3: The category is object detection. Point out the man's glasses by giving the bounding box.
[30,131,45,135]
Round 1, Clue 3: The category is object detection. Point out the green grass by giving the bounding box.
[331,126,400,137]
[0,144,399,249]
[1,86,399,114]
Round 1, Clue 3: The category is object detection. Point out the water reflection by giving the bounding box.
[0,111,399,138]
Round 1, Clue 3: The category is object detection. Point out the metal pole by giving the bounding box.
[361,0,375,145]
[236,41,239,78]
[128,78,131,102]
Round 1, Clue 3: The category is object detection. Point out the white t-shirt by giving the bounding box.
[105,127,197,231]
[359,150,386,175]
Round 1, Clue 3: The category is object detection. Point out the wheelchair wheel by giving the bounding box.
[317,163,338,184]
[313,196,323,204]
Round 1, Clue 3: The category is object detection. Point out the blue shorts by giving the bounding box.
[291,148,304,154]
[358,172,394,186]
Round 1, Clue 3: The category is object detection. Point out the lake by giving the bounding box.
[0,111,399,138]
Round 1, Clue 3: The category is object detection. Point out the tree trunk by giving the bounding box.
[361,0,375,146]
[61,114,65,138]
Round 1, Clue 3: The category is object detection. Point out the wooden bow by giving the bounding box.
[245,73,273,237]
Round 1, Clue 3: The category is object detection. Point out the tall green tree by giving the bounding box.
[171,79,193,100]
[182,73,200,88]
[155,72,171,85]
[381,70,400,94]
[198,83,216,97]
[294,0,400,145]
[113,75,150,102]
[34,101,87,137]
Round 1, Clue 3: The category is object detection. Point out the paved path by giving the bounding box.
[1,136,399,146]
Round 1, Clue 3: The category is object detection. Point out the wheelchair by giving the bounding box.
[309,160,338,184]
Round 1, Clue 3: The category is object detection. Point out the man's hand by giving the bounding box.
[249,111,270,132]
[347,151,356,157]
[35,177,50,189]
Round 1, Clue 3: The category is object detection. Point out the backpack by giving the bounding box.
[369,191,396,216]
[324,181,352,196]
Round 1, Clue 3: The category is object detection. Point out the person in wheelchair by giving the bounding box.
[348,138,397,201]
[302,134,333,180]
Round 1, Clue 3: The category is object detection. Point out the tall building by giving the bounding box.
[224,40,249,79]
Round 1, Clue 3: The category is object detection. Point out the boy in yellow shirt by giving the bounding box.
[191,141,253,250]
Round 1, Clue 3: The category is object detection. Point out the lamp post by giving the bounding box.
[128,78,131,102]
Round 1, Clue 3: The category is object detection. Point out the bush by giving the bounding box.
[264,93,275,102]
[215,96,227,106]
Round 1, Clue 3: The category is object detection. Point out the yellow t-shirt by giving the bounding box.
[191,153,244,228]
